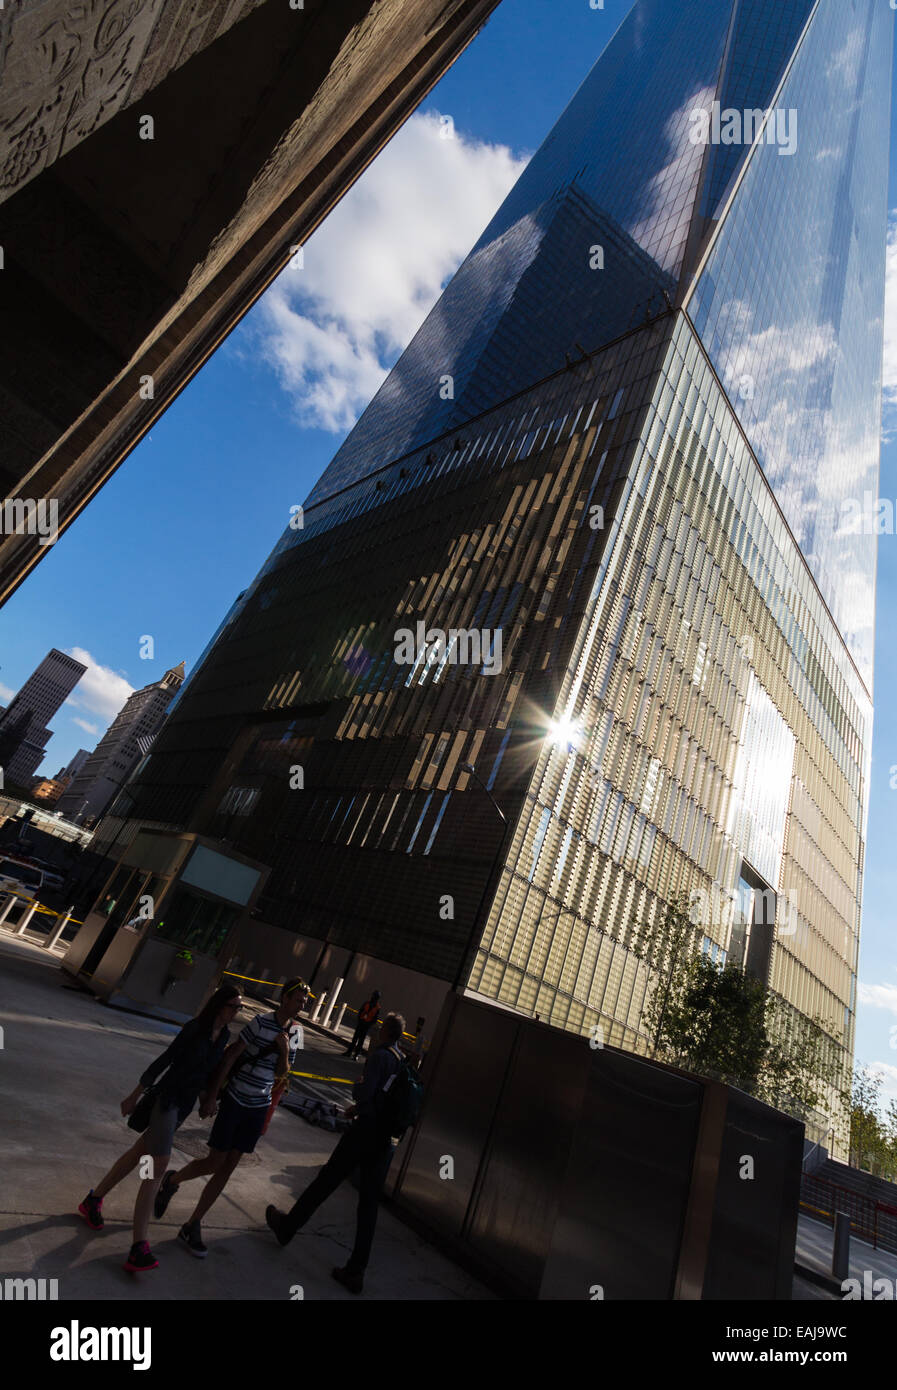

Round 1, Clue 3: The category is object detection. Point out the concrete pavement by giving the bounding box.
[796,1211,897,1299]
[0,932,492,1301]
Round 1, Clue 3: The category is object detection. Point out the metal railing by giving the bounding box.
[801,1172,897,1254]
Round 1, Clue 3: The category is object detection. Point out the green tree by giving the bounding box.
[628,892,702,1058]
[849,1066,888,1173]
[673,956,768,1092]
[759,996,847,1122]
[630,892,848,1123]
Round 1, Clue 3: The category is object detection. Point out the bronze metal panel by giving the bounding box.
[396,999,515,1240]
[466,1021,590,1296]
[703,1089,804,1299]
[540,1049,703,1300]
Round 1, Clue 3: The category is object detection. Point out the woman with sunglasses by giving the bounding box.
[77,983,243,1273]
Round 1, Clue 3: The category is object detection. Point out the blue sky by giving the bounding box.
[2,0,896,1094]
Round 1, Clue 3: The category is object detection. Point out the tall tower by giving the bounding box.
[0,648,86,785]
[107,0,891,1143]
[57,662,185,825]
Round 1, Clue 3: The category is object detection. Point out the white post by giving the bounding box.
[311,990,327,1023]
[45,906,74,951]
[322,977,344,1029]
[335,1002,347,1032]
[0,893,18,925]
[15,901,38,935]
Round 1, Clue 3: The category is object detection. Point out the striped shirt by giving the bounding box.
[226,1012,303,1109]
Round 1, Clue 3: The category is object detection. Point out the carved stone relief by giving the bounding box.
[0,0,255,203]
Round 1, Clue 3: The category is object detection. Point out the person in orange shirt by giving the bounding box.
[343,989,381,1060]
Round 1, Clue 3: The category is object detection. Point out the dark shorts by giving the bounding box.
[208,1092,267,1154]
[143,1098,181,1156]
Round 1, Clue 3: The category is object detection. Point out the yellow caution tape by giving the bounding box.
[289,1068,354,1085]
[222,969,314,993]
[220,970,413,1038]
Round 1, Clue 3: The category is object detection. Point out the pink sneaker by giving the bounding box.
[124,1240,159,1273]
[78,1191,104,1231]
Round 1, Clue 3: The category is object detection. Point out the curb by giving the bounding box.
[794,1261,842,1296]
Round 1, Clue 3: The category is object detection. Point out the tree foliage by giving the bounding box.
[629,893,847,1122]
[848,1066,897,1178]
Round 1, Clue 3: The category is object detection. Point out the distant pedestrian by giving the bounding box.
[343,989,381,1059]
[266,1012,422,1294]
[77,984,242,1273]
[152,977,307,1257]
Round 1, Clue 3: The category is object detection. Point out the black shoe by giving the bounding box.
[265,1204,292,1246]
[124,1240,159,1273]
[178,1221,207,1258]
[78,1190,104,1231]
[154,1171,177,1220]
[331,1264,363,1294]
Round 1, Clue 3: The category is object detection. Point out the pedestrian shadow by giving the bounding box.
[0,1211,133,1276]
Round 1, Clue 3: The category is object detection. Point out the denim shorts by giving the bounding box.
[208,1092,267,1154]
[143,1097,181,1156]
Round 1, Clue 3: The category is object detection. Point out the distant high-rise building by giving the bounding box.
[0,649,86,785]
[58,749,91,782]
[57,663,185,825]
[103,0,889,1152]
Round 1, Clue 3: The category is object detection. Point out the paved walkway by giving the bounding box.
[796,1211,897,1297]
[0,932,491,1301]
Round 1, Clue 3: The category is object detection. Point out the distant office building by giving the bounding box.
[57,663,184,825]
[0,649,86,785]
[59,749,91,782]
[32,777,69,805]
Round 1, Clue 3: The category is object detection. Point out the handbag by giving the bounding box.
[127,1085,159,1133]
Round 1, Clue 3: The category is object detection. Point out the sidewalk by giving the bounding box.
[796,1210,897,1298]
[0,933,492,1301]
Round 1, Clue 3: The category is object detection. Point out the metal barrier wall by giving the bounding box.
[391,992,803,1299]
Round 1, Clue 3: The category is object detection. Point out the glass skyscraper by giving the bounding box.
[100,0,891,1149]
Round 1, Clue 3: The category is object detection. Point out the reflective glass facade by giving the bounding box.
[689,0,892,684]
[303,0,738,509]
[107,0,890,1152]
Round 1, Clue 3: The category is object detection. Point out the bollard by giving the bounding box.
[322,977,344,1029]
[45,906,74,951]
[832,1210,851,1282]
[311,990,327,1024]
[335,1002,347,1032]
[15,901,38,936]
[0,893,18,926]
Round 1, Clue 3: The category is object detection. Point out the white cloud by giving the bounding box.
[858,980,897,1015]
[867,1061,897,1105]
[72,717,100,736]
[64,647,133,723]
[881,210,897,442]
[0,682,15,703]
[250,110,527,433]
[631,84,715,271]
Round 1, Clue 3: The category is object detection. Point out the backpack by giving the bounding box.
[377,1047,424,1139]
